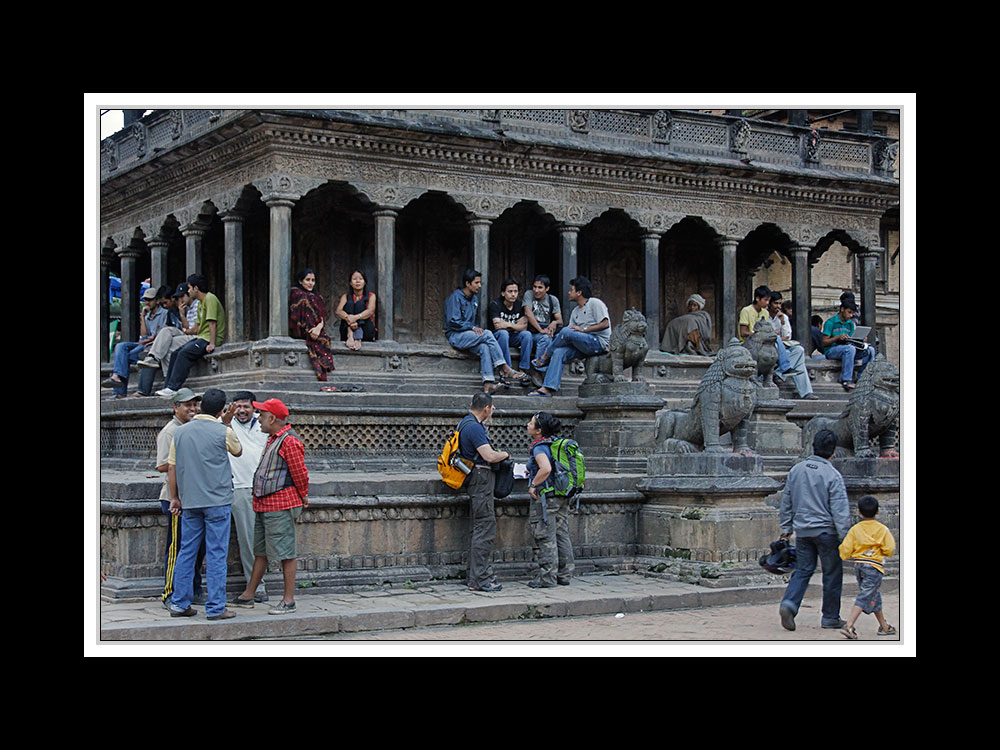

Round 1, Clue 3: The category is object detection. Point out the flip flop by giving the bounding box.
[528,390,552,397]
[531,358,548,369]
[320,385,339,392]
[841,626,858,640]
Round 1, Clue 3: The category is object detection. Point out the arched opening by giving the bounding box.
[578,208,644,327]
[290,182,377,339]
[740,223,794,307]
[488,201,559,303]
[396,191,472,343]
[659,217,722,349]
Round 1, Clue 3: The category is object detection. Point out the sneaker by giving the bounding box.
[822,618,848,629]
[169,605,198,618]
[156,388,177,398]
[137,356,160,369]
[269,600,296,615]
[469,581,503,593]
[556,578,571,586]
[207,609,236,621]
[779,601,796,631]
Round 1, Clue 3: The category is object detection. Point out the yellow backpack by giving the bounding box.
[437,415,476,489]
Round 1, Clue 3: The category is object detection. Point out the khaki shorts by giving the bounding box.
[253,507,302,561]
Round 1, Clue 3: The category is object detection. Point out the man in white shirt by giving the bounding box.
[220,390,270,602]
[768,293,816,400]
[529,276,610,396]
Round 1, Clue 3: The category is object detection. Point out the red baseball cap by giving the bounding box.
[252,398,289,420]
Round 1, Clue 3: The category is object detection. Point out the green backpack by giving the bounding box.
[538,437,586,508]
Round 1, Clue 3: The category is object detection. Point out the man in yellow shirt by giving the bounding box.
[738,286,772,343]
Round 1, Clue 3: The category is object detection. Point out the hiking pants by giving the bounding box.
[466,467,498,588]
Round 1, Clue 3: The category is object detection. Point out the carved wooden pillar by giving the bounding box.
[557,223,580,307]
[374,208,398,342]
[264,195,297,337]
[221,211,245,343]
[182,225,206,278]
[718,236,740,345]
[100,245,114,364]
[147,236,170,291]
[857,249,880,330]
[469,216,492,328]
[116,243,143,344]
[791,245,813,347]
[642,230,663,350]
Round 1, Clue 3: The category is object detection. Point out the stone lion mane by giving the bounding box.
[585,308,649,384]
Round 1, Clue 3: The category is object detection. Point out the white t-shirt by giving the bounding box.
[569,297,611,350]
[227,414,268,489]
[770,312,792,341]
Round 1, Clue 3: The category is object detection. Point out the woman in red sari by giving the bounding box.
[289,268,335,381]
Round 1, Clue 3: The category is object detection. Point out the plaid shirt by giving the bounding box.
[252,425,309,512]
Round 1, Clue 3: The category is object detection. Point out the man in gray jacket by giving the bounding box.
[777,429,851,632]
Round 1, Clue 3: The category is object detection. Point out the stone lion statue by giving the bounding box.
[800,355,900,459]
[654,338,759,453]
[584,308,649,384]
[742,318,779,389]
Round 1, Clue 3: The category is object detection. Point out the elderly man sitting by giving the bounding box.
[660,293,714,356]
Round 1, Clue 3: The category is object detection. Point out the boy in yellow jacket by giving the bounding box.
[839,495,897,639]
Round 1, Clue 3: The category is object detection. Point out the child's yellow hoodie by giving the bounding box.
[838,519,896,574]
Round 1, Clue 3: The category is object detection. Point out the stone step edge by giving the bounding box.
[99,575,899,641]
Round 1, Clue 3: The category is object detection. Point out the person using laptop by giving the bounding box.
[821,300,875,391]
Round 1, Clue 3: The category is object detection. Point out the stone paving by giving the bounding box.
[96,570,902,645]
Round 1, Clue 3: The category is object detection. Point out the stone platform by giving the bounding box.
[99,339,888,601]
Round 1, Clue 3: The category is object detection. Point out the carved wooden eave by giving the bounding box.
[100,109,898,252]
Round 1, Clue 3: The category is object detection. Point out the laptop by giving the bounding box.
[852,325,871,340]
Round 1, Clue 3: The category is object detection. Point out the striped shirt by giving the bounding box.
[252,425,309,512]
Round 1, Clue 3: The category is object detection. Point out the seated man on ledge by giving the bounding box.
[445,268,529,394]
[529,275,610,397]
[660,293,714,356]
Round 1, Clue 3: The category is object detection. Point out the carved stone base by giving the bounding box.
[636,453,782,569]
[575,381,665,473]
[745,397,802,455]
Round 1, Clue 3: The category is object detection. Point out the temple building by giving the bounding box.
[96,104,904,599]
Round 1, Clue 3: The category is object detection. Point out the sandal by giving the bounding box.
[531,358,548,369]
[841,626,858,640]
[528,389,552,397]
[483,382,506,394]
[841,381,856,391]
[320,385,339,392]
[877,624,897,636]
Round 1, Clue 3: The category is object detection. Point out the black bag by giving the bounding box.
[492,458,514,499]
[759,538,797,574]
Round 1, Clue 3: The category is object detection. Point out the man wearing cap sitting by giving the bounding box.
[230,398,310,615]
[137,282,199,384]
[166,388,242,621]
[103,285,171,398]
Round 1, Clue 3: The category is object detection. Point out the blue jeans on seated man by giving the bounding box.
[112,341,147,396]
[774,339,813,397]
[448,329,507,382]
[164,338,209,391]
[170,504,232,618]
[495,328,534,371]
[780,532,843,627]
[825,343,875,383]
[529,332,555,367]
[541,327,606,392]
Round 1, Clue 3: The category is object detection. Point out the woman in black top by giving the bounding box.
[335,270,377,350]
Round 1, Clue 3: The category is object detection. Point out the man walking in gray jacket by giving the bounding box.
[777,428,851,632]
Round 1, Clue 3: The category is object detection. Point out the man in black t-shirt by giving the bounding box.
[488,278,534,374]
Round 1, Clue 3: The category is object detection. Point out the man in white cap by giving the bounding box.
[230,398,310,615]
[660,292,715,356]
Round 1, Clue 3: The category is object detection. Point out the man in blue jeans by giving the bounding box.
[529,276,610,397]
[821,299,874,392]
[777,428,852,632]
[167,388,243,621]
[445,269,529,393]
[157,274,226,399]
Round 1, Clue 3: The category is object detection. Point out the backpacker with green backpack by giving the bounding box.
[536,437,586,517]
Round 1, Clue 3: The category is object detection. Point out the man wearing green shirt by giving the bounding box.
[157,274,227,398]
[822,299,874,391]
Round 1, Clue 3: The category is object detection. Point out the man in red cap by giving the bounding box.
[229,398,310,614]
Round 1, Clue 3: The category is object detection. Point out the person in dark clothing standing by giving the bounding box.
[458,392,511,592]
